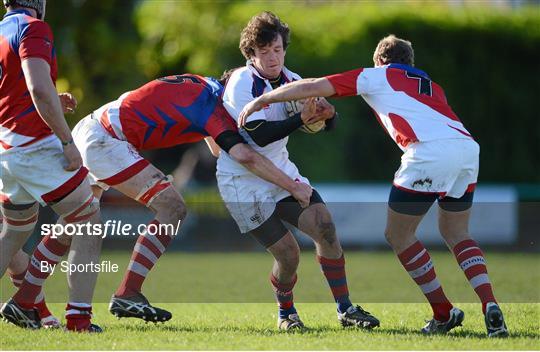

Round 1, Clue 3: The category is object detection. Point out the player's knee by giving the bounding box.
[153,191,187,222]
[59,194,100,224]
[310,208,336,245]
[317,220,336,245]
[168,201,187,222]
[272,238,300,269]
[279,250,299,272]
[384,225,405,247]
[439,224,470,246]
[56,234,73,247]
[438,209,471,244]
[384,228,395,245]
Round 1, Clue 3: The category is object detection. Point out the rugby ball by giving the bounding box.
[283,100,325,134]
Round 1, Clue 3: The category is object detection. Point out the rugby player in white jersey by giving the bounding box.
[240,34,508,337]
[217,11,380,330]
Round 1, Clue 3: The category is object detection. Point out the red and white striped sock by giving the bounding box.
[13,236,69,309]
[10,271,52,319]
[453,239,497,313]
[398,241,453,321]
[65,302,92,331]
[115,220,172,297]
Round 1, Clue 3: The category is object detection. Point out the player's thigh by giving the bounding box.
[49,177,99,224]
[385,207,426,253]
[7,136,90,208]
[73,115,149,192]
[1,202,39,224]
[437,191,474,248]
[216,172,278,234]
[0,202,39,244]
[275,189,324,228]
[297,203,337,244]
[385,185,436,251]
[249,211,290,249]
[113,164,185,216]
[0,154,40,213]
[0,202,38,274]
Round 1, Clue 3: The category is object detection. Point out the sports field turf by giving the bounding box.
[1,251,539,350]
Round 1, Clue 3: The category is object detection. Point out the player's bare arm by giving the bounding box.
[204,137,221,157]
[241,98,334,146]
[227,143,312,208]
[21,58,82,171]
[239,78,337,124]
[212,128,313,207]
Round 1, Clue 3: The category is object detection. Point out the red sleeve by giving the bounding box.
[204,102,239,140]
[19,21,54,63]
[325,68,364,97]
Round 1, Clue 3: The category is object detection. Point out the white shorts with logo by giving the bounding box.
[0,135,88,206]
[393,138,480,198]
[216,162,309,234]
[72,115,148,191]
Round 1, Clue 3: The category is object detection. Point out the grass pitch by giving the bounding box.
[1,251,539,350]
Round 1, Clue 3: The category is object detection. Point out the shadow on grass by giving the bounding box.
[375,327,538,339]
[118,322,345,335]
[116,322,539,339]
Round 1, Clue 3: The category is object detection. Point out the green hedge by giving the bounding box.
[3,2,539,182]
[134,2,540,182]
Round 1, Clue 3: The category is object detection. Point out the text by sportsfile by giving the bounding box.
[40,219,182,239]
[38,260,119,275]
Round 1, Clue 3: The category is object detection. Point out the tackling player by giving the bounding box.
[217,11,380,330]
[240,35,508,337]
[71,73,313,323]
[1,0,103,332]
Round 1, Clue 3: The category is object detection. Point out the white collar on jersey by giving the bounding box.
[245,60,295,83]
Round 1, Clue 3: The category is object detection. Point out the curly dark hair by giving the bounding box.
[239,11,290,60]
[373,35,414,66]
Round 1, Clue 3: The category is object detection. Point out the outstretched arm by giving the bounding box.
[239,78,336,124]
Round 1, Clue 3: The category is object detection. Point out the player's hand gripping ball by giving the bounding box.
[284,99,326,134]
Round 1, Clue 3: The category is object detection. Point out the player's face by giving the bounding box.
[251,35,286,79]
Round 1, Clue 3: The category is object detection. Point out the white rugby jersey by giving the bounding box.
[217,62,302,175]
[326,64,473,151]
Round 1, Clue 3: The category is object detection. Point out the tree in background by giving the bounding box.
[3,1,538,182]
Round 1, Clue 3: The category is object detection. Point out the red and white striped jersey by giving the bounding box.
[0,9,56,151]
[326,64,472,150]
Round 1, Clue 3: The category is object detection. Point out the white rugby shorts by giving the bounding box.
[0,135,88,206]
[72,115,149,190]
[217,163,309,233]
[393,138,480,198]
